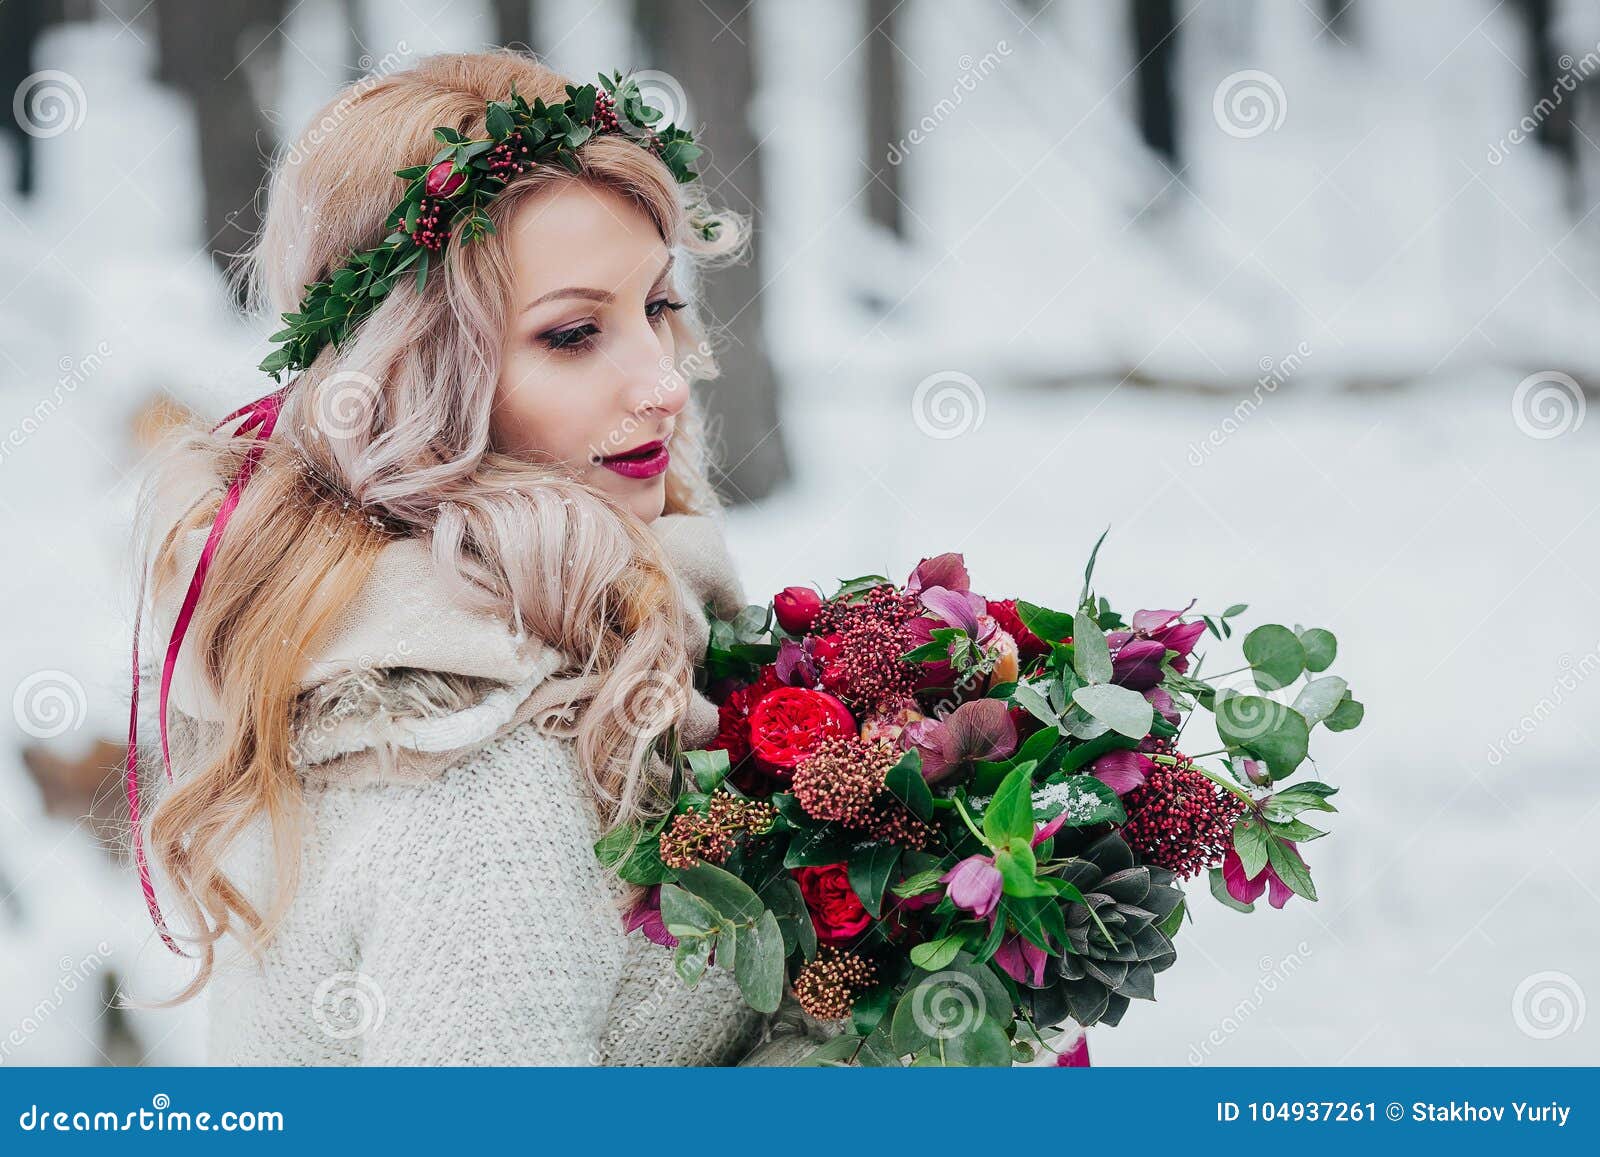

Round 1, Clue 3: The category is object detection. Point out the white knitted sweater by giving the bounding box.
[146,512,799,1066]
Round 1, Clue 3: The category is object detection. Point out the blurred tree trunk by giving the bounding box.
[153,0,287,305]
[636,0,791,505]
[1130,0,1180,165]
[0,0,65,198]
[493,0,536,50]
[864,0,904,239]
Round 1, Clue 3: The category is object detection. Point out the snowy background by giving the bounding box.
[1,0,1597,1066]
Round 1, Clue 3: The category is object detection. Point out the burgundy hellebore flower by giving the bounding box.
[940,855,1003,920]
[774,637,821,686]
[904,698,1018,785]
[1221,842,1302,908]
[1089,749,1153,795]
[906,552,970,594]
[1108,603,1206,691]
[773,585,823,634]
[622,884,677,947]
[993,929,1050,987]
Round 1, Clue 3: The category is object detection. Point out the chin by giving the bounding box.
[621,480,667,524]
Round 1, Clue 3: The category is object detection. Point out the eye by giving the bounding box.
[647,298,687,323]
[541,323,598,353]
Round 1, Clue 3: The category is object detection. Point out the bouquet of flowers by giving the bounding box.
[595,535,1362,1066]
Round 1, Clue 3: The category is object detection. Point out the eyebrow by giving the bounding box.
[520,253,675,315]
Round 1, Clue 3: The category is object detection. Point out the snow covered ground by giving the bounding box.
[1,2,1597,1066]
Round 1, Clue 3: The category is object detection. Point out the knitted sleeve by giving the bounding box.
[342,723,632,1065]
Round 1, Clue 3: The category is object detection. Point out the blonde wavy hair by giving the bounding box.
[130,49,747,1005]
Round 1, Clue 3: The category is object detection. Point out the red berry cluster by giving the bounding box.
[1120,741,1246,879]
[590,89,619,133]
[410,197,450,251]
[486,139,533,179]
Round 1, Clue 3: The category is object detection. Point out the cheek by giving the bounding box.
[495,350,594,464]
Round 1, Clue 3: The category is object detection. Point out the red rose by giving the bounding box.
[773,586,824,635]
[424,160,466,197]
[986,598,1053,659]
[792,863,871,943]
[705,665,786,768]
[747,686,855,770]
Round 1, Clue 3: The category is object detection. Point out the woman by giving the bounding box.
[126,49,826,1065]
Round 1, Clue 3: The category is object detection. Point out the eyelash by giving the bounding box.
[540,298,686,354]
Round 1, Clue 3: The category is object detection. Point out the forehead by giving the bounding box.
[502,181,667,294]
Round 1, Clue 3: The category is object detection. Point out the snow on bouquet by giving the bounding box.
[595,535,1363,1066]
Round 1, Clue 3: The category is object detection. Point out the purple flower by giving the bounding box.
[904,698,1017,785]
[1222,842,1301,908]
[1145,686,1179,727]
[906,552,970,594]
[622,885,678,947]
[775,637,820,686]
[1090,749,1153,795]
[918,585,990,638]
[993,929,1050,987]
[1108,602,1204,690]
[1055,1033,1091,1067]
[940,854,1002,920]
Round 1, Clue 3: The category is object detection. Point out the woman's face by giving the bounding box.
[492,181,689,523]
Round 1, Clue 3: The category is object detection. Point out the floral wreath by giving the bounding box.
[127,68,706,957]
[261,69,707,382]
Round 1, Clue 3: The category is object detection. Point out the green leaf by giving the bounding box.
[1079,527,1110,607]
[1214,693,1310,779]
[732,909,785,1012]
[1072,611,1112,684]
[798,1035,864,1065]
[941,1016,1013,1066]
[1015,600,1074,649]
[433,126,466,144]
[1325,693,1365,732]
[673,936,711,986]
[890,868,945,899]
[1292,676,1349,728]
[851,986,894,1037]
[1265,781,1340,818]
[1298,628,1337,673]
[848,842,902,918]
[1268,817,1328,842]
[757,875,812,958]
[885,750,933,820]
[909,934,965,972]
[1071,683,1153,739]
[674,862,765,925]
[682,747,731,793]
[996,845,1052,898]
[1242,624,1306,690]
[1032,774,1125,828]
[1233,815,1271,880]
[983,763,1038,847]
[485,102,513,139]
[1010,679,1059,728]
[1267,836,1317,900]
[659,884,718,939]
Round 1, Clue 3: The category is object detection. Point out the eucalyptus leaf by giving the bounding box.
[1242,624,1306,690]
[1072,611,1112,684]
[1292,676,1348,728]
[1298,627,1337,673]
[1071,683,1154,739]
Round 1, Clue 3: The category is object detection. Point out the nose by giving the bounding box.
[619,328,688,422]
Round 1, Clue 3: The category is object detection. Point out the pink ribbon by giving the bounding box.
[126,385,291,956]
